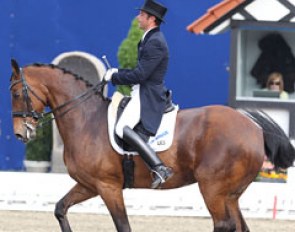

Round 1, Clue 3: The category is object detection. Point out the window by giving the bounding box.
[235,28,295,101]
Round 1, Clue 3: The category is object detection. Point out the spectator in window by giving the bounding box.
[251,33,295,93]
[266,72,289,99]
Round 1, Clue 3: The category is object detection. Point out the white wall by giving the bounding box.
[1,171,295,219]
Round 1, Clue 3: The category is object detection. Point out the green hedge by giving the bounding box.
[117,18,143,96]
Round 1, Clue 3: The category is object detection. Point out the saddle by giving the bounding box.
[107,91,179,155]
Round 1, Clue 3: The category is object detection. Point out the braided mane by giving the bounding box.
[25,63,94,88]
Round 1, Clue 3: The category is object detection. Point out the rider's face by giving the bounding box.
[137,10,154,31]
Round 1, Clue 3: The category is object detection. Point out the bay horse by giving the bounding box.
[9,59,295,232]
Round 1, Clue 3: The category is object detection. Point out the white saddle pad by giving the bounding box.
[107,92,179,155]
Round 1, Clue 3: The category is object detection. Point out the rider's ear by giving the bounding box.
[11,59,20,75]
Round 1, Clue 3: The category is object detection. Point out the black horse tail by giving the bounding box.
[245,111,295,169]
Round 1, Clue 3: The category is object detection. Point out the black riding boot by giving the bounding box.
[123,126,173,189]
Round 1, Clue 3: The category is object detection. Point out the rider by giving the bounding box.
[104,0,173,189]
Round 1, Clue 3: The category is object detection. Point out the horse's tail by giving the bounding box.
[245,110,295,169]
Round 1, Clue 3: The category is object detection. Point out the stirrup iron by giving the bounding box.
[152,169,166,183]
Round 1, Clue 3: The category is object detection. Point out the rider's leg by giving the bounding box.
[115,86,173,188]
[122,125,173,189]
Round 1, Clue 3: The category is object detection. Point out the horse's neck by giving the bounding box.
[42,71,109,144]
[54,96,109,146]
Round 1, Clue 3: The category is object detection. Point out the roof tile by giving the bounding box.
[187,0,246,34]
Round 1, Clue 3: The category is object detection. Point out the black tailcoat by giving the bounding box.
[112,27,169,135]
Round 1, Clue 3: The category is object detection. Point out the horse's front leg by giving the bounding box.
[100,185,131,232]
[54,183,96,232]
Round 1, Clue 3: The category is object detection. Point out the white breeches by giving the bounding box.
[115,85,141,138]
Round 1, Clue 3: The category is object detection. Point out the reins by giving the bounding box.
[10,66,107,128]
[42,81,106,127]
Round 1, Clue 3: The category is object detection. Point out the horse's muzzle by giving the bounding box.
[14,121,37,143]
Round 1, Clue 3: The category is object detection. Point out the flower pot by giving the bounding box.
[23,160,51,173]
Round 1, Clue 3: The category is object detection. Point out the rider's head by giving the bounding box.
[137,0,167,30]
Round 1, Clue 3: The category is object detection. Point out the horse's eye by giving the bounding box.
[12,91,21,99]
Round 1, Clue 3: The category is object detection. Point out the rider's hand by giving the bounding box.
[104,68,118,82]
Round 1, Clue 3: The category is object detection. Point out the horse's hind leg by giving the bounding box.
[54,183,96,232]
[199,181,247,232]
[226,197,250,232]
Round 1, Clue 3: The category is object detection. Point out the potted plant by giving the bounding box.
[23,114,53,172]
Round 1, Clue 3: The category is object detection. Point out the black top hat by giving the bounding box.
[137,0,167,22]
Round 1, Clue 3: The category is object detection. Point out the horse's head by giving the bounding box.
[10,59,48,143]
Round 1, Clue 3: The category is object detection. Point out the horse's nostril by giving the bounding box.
[15,133,26,142]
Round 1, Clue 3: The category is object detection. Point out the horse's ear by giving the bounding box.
[11,59,20,75]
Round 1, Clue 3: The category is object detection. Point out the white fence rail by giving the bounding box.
[0,171,295,220]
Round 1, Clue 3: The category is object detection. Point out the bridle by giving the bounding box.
[10,67,107,128]
[10,68,47,120]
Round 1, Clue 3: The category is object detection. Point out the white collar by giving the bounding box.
[141,26,157,42]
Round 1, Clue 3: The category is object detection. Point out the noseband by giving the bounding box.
[10,67,107,127]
